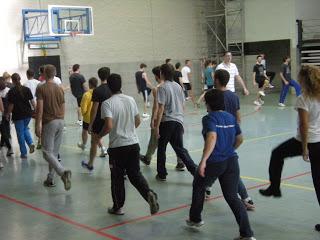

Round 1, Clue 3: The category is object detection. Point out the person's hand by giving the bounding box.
[243,88,250,96]
[35,125,42,138]
[284,81,289,85]
[198,161,206,177]
[150,119,155,129]
[5,114,10,122]
[302,148,310,162]
[253,82,257,87]
[155,127,160,139]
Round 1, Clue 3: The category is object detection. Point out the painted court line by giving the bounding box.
[97,171,311,232]
[0,194,122,240]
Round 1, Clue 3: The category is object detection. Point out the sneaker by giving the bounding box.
[99,147,108,157]
[43,179,56,187]
[57,154,61,162]
[142,113,150,118]
[61,170,72,191]
[205,187,211,199]
[108,207,125,215]
[186,97,191,101]
[0,162,4,169]
[77,120,83,126]
[259,99,265,105]
[29,144,35,154]
[259,186,281,197]
[242,199,255,211]
[20,154,27,159]
[77,142,86,151]
[63,126,67,131]
[147,191,159,215]
[81,161,94,172]
[155,174,166,182]
[36,143,42,149]
[278,103,286,107]
[234,236,256,240]
[258,90,265,97]
[146,102,151,108]
[254,100,261,106]
[175,162,186,171]
[140,155,151,166]
[269,84,275,89]
[186,219,204,227]
[315,224,320,231]
[6,148,13,157]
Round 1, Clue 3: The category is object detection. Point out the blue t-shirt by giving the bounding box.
[204,67,214,86]
[202,111,241,163]
[224,90,240,118]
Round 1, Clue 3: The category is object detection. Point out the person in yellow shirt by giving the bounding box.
[78,77,107,156]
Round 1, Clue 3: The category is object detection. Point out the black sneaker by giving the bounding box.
[108,207,124,215]
[155,174,166,182]
[147,191,159,215]
[61,170,72,191]
[29,144,35,154]
[6,148,14,157]
[315,224,320,231]
[140,155,151,166]
[43,179,56,187]
[259,186,281,197]
[175,162,186,171]
[205,187,211,199]
[186,219,204,227]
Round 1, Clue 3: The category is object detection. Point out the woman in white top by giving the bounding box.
[260,65,320,231]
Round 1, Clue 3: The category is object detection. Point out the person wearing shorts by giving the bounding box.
[253,55,269,106]
[181,60,196,106]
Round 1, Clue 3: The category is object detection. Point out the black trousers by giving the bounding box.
[269,137,320,204]
[190,156,253,237]
[0,117,11,149]
[266,71,276,83]
[108,143,152,209]
[157,121,197,178]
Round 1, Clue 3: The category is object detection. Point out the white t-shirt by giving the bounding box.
[216,62,239,92]
[101,94,139,148]
[24,79,40,99]
[39,76,62,86]
[181,66,191,83]
[295,95,320,143]
[0,87,10,98]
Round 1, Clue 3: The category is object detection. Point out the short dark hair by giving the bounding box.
[98,67,110,81]
[11,73,21,83]
[140,63,147,69]
[214,69,230,87]
[44,65,56,80]
[175,62,181,69]
[107,73,122,93]
[212,60,217,65]
[88,77,98,88]
[204,60,212,68]
[152,66,161,79]
[39,65,45,74]
[165,58,171,64]
[223,51,232,56]
[185,59,190,65]
[204,89,225,111]
[160,64,174,81]
[72,64,80,72]
[26,69,35,78]
[256,55,262,59]
[283,56,290,62]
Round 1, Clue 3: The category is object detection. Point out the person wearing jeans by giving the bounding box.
[187,89,255,240]
[155,64,197,181]
[260,65,320,232]
[278,56,301,107]
[36,64,71,190]
[7,73,35,158]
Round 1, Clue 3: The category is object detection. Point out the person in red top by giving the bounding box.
[38,66,46,82]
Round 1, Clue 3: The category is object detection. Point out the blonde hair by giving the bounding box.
[298,65,320,98]
[2,72,11,80]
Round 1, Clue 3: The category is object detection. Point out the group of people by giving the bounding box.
[1,51,320,239]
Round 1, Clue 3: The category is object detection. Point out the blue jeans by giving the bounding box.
[14,118,33,156]
[189,156,253,238]
[279,80,301,104]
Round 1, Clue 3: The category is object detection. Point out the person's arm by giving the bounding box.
[298,108,309,161]
[6,103,13,121]
[35,99,43,138]
[179,76,184,88]
[236,110,241,124]
[198,132,217,177]
[0,98,4,113]
[252,72,257,87]
[235,75,249,95]
[155,104,164,139]
[150,88,158,128]
[234,134,243,149]
[88,102,99,133]
[30,99,36,110]
[279,72,289,85]
[135,114,141,128]
[99,117,113,138]
[142,72,153,89]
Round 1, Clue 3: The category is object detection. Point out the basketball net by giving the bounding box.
[69,31,82,38]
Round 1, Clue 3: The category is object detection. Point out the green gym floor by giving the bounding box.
[0,92,318,240]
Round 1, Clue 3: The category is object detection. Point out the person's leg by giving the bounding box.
[260,138,302,195]
[23,118,33,147]
[266,71,275,84]
[82,129,88,146]
[156,122,171,178]
[1,119,12,150]
[183,84,189,98]
[309,142,320,205]
[108,147,126,210]
[219,156,254,238]
[143,90,148,114]
[88,133,100,167]
[14,120,27,156]
[196,92,205,106]
[144,129,158,162]
[169,122,197,176]
[279,83,290,104]
[289,79,301,96]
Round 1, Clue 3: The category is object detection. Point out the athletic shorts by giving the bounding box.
[141,88,151,102]
[83,121,89,131]
[256,78,268,89]
[76,96,83,107]
[183,83,192,91]
[91,119,104,135]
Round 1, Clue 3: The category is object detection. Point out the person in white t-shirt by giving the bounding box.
[99,73,159,216]
[260,65,320,231]
[24,69,40,99]
[216,51,249,95]
[181,60,196,106]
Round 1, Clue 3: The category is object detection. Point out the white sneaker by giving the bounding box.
[77,120,83,126]
[63,127,67,131]
[278,103,286,107]
[0,162,4,169]
[142,113,150,118]
[258,91,265,97]
[234,237,256,240]
[254,100,261,106]
[99,147,108,157]
[77,142,86,150]
[186,97,190,101]
[269,84,274,88]
[186,219,204,227]
[146,102,151,108]
[259,99,265,105]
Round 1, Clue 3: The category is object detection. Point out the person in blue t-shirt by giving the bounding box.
[187,89,255,240]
